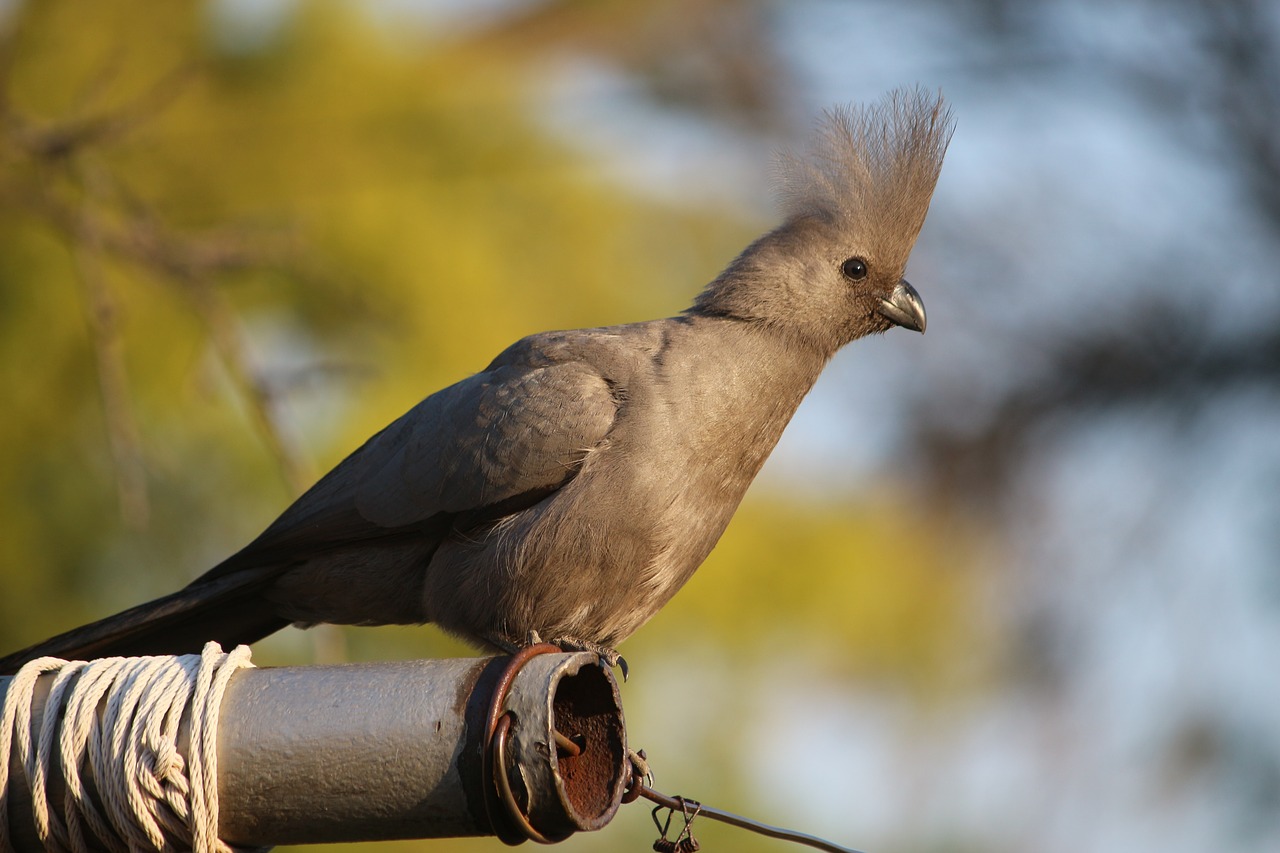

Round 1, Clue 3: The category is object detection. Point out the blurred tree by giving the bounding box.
[0,0,764,655]
[465,0,792,127]
[902,0,1280,508]
[852,0,1280,846]
[0,2,984,851]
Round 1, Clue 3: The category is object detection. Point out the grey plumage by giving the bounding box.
[0,88,954,674]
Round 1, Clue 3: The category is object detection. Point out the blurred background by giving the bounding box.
[1,1,1278,851]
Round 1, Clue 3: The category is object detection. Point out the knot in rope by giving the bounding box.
[0,642,253,853]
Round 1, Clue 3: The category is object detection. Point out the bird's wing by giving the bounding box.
[355,357,618,525]
[201,352,618,577]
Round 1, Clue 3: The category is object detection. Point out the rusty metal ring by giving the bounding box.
[480,643,563,844]
[621,769,645,804]
[492,712,556,844]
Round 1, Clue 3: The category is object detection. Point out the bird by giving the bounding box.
[0,88,954,677]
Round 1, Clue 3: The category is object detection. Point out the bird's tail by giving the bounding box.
[0,569,289,676]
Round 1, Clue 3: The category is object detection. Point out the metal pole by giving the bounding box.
[1,652,629,850]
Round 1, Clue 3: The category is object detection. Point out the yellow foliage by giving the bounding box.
[0,0,744,649]
[632,491,989,690]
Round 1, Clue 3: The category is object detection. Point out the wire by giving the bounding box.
[635,783,869,853]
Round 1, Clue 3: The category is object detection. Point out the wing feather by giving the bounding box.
[198,353,617,580]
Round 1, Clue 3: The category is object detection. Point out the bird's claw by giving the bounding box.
[628,747,653,787]
[487,631,629,680]
[548,635,629,681]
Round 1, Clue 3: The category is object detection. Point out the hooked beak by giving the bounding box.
[876,279,927,334]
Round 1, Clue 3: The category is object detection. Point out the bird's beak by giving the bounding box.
[877,279,927,334]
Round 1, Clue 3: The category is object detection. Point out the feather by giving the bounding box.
[775,88,955,263]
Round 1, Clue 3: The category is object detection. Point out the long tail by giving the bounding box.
[0,569,289,676]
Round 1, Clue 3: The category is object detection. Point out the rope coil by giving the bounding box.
[0,642,253,853]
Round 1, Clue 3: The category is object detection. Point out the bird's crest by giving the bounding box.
[776,88,954,262]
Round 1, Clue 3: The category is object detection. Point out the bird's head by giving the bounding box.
[693,88,954,356]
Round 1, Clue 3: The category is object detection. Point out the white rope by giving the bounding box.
[0,642,254,853]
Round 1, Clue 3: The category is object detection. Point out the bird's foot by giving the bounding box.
[483,632,526,655]
[548,635,629,681]
[482,631,628,680]
[482,631,627,679]
[628,747,653,788]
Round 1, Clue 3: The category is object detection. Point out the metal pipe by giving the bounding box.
[1,652,629,850]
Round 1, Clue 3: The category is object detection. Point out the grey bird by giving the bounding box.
[0,88,953,676]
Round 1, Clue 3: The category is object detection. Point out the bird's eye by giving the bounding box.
[841,257,868,281]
